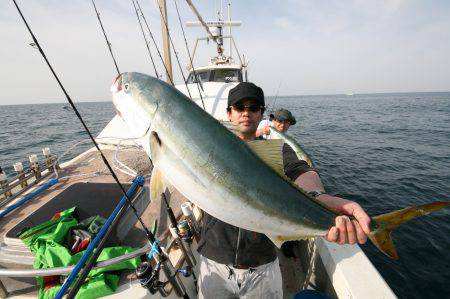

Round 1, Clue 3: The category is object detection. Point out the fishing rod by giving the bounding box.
[63,176,144,299]
[131,0,159,78]
[11,0,159,295]
[90,0,120,76]
[11,0,153,249]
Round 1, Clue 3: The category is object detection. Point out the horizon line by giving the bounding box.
[1,90,449,106]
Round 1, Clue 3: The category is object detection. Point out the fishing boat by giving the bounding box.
[0,1,397,298]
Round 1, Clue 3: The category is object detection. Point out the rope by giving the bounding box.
[174,0,206,110]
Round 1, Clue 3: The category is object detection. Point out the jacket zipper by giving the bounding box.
[234,228,241,266]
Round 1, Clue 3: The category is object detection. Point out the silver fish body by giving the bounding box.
[112,73,340,244]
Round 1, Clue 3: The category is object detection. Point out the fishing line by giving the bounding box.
[174,0,206,110]
[90,0,121,76]
[135,0,175,85]
[154,0,194,100]
[131,0,159,78]
[267,81,282,113]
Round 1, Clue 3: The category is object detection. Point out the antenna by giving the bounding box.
[228,2,232,58]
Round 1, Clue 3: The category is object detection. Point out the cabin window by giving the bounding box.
[212,69,242,83]
[187,69,243,83]
[187,70,210,83]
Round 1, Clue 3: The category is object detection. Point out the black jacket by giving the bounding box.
[197,144,315,267]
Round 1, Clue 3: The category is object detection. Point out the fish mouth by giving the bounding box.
[111,74,123,117]
[111,74,123,93]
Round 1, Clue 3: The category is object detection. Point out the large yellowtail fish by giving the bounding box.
[111,72,449,259]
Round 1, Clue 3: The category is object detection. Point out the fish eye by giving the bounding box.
[124,83,130,93]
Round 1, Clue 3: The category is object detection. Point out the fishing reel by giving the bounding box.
[136,260,193,295]
[177,219,194,242]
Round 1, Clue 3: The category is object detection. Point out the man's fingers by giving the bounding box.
[345,217,357,245]
[353,205,371,234]
[352,220,367,244]
[336,216,348,244]
[326,226,338,242]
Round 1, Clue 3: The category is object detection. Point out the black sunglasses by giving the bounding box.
[232,104,264,112]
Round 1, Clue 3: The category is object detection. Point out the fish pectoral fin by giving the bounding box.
[150,166,174,202]
[149,131,162,160]
[246,139,285,176]
[369,201,450,259]
[267,234,314,248]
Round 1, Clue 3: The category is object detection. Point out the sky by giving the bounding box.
[0,0,449,105]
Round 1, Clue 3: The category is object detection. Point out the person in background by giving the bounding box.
[256,108,296,139]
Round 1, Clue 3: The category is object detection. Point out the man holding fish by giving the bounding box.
[197,82,371,298]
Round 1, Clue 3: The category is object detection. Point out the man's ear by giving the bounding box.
[227,110,232,121]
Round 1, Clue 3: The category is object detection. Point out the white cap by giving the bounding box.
[181,202,193,216]
[42,148,51,156]
[0,172,7,181]
[14,162,24,172]
[29,154,38,163]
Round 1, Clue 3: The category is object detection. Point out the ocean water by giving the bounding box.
[1,92,449,298]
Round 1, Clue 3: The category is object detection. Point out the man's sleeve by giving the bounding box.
[282,143,316,181]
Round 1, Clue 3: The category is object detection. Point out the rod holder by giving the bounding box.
[181,202,200,235]
[29,155,41,180]
[42,148,54,168]
[0,167,12,199]
[14,162,27,188]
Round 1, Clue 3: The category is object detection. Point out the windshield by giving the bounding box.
[187,70,210,84]
[212,69,242,83]
[187,69,242,84]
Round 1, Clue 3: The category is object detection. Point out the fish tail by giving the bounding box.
[368,201,450,259]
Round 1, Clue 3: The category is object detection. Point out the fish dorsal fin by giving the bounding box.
[219,120,240,136]
[247,139,284,176]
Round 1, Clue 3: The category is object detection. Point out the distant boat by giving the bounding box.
[346,92,354,96]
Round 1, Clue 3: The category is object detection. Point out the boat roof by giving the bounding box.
[189,64,242,73]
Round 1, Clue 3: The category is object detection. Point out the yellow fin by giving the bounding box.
[247,139,284,176]
[369,201,450,259]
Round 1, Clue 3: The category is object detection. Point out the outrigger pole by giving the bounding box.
[184,0,218,44]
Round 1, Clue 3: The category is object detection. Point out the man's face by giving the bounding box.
[272,119,291,133]
[227,99,263,138]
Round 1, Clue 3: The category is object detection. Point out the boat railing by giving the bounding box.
[0,148,59,208]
